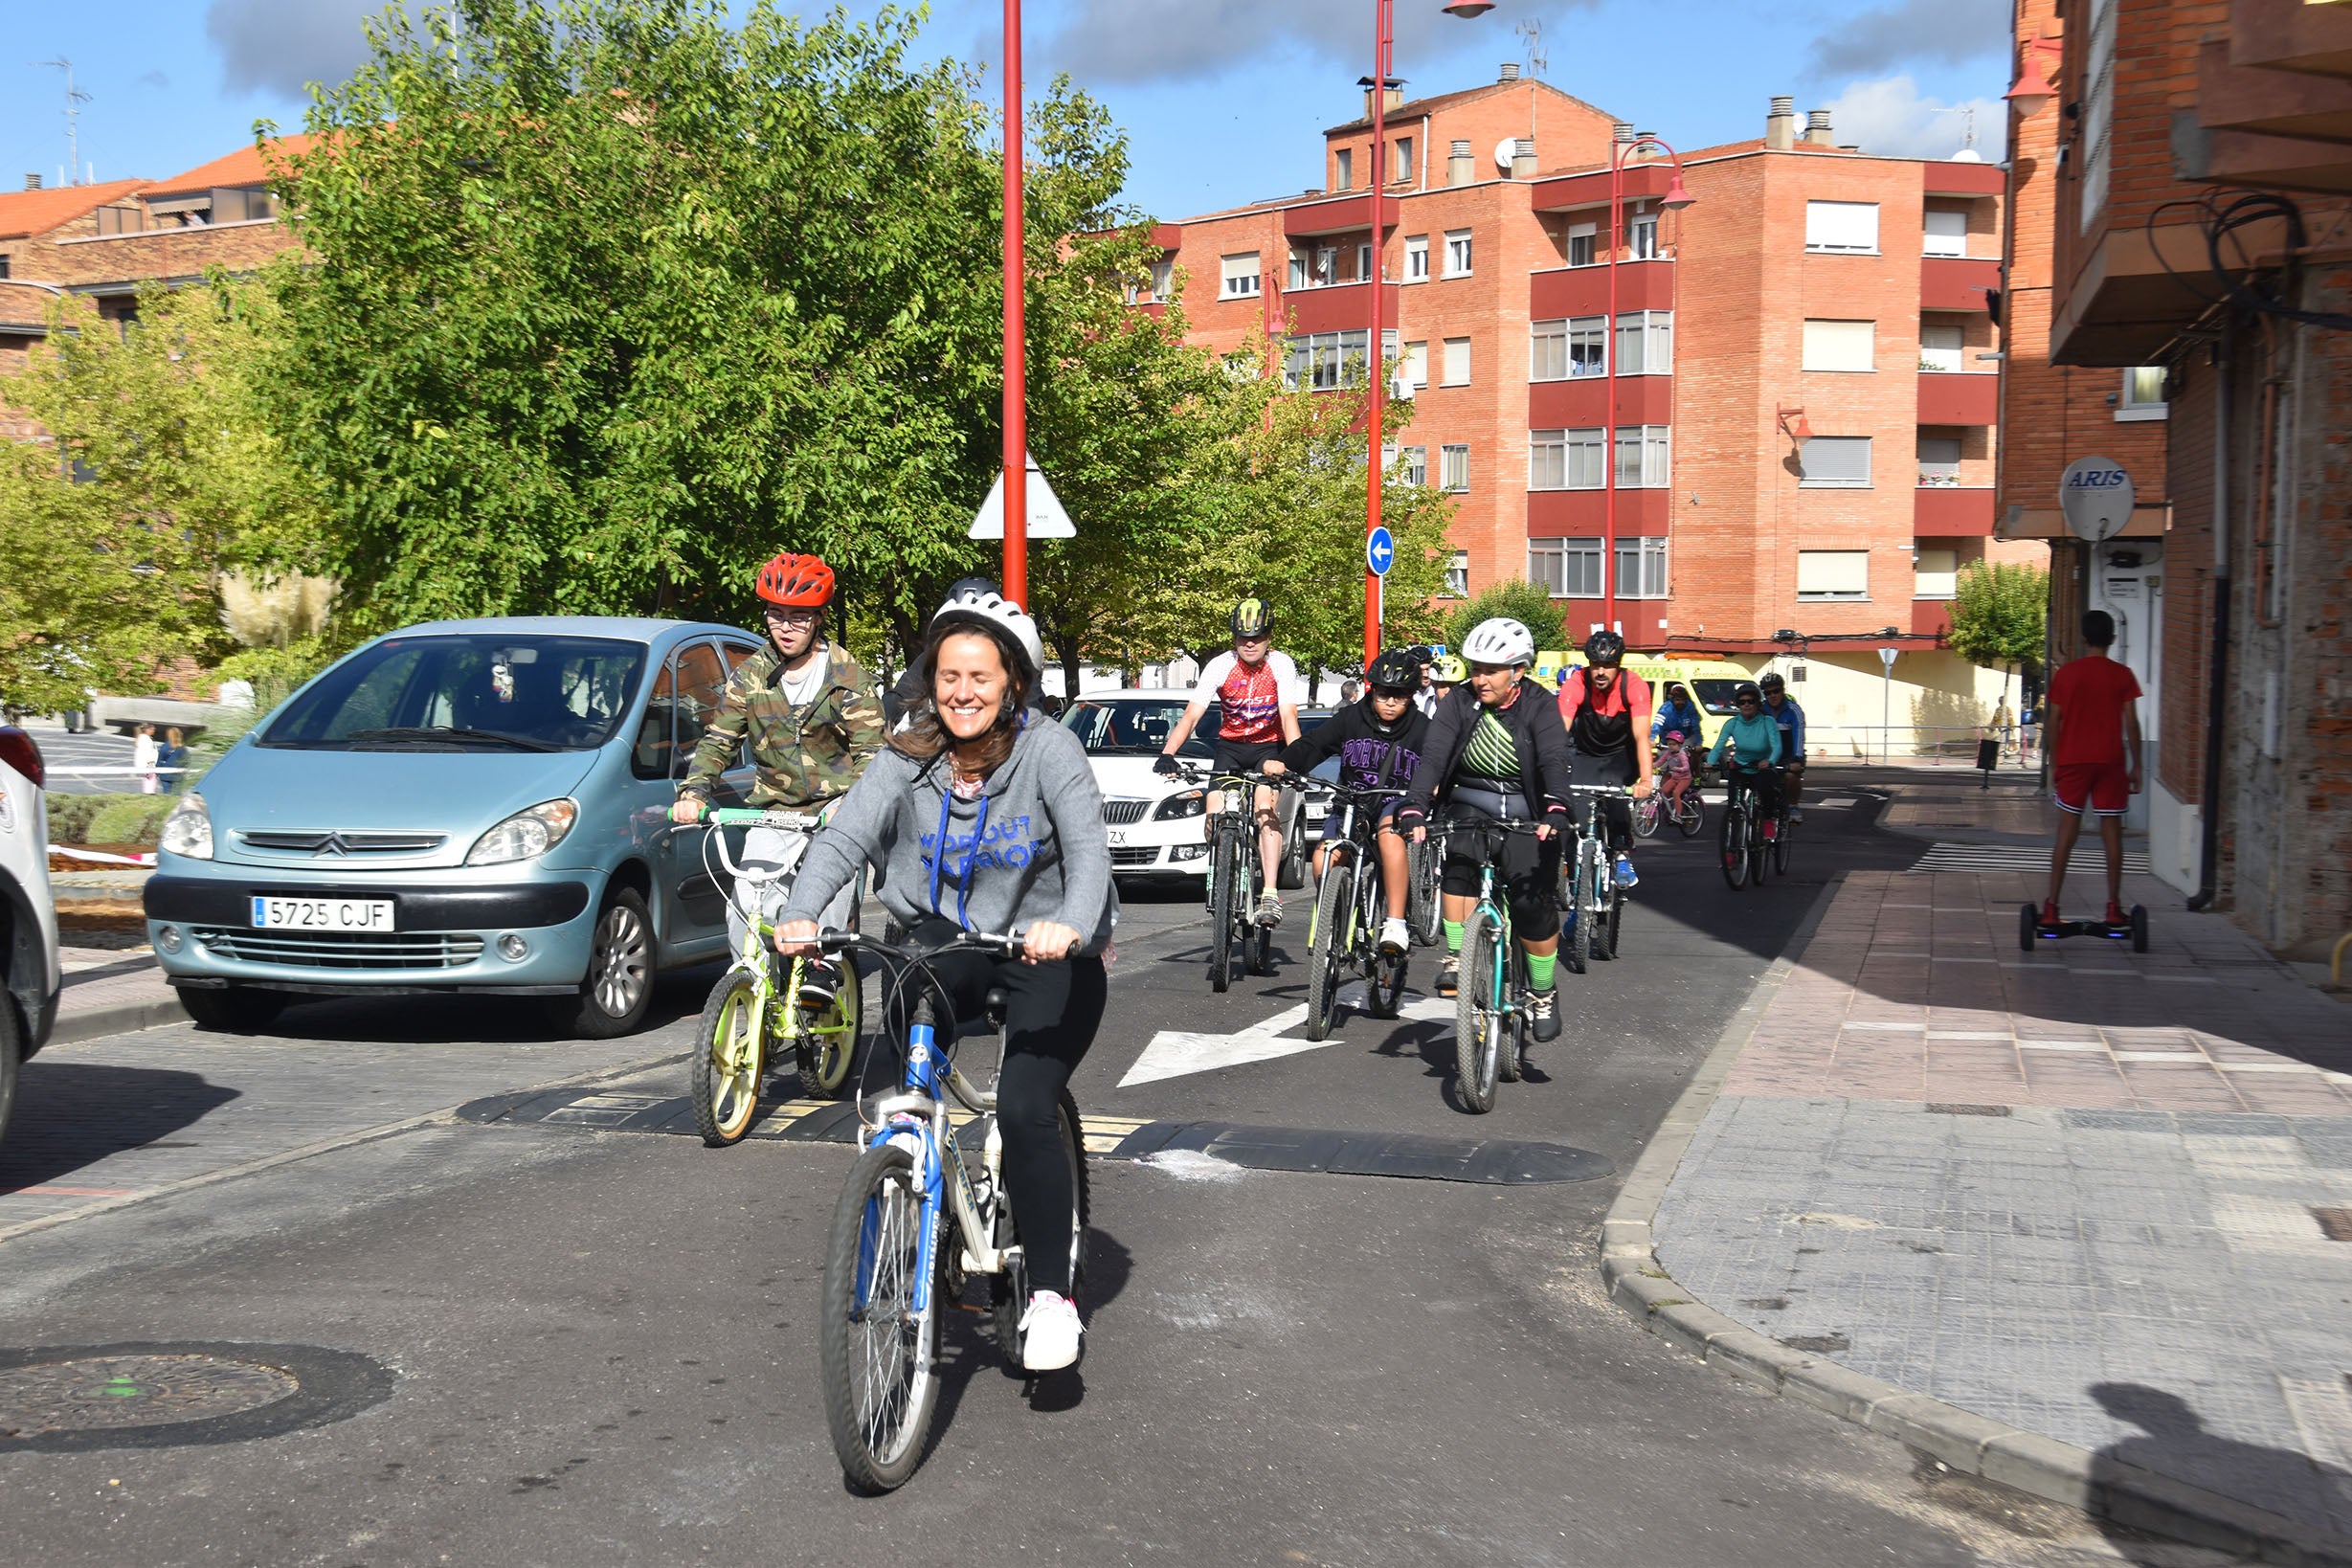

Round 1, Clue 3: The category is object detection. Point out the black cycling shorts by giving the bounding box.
[1570,746,1637,851]
[1211,739,1282,778]
[1439,804,1560,941]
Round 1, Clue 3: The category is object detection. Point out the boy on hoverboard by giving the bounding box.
[2039,609,2142,933]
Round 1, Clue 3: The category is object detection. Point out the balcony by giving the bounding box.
[1919,256,1999,311]
[1284,193,1398,238]
[1529,161,1684,214]
[1922,161,2005,197]
[1283,280,1397,334]
[1529,259,1674,318]
[1916,371,1998,425]
[1911,599,1954,638]
[1527,376,1672,430]
[1914,484,1996,535]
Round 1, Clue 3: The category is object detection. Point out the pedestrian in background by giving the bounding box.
[158,727,190,793]
[133,723,160,794]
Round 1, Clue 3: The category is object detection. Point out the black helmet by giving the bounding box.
[1232,597,1273,638]
[1583,629,1626,666]
[1758,671,1786,695]
[1367,650,1420,692]
[1406,644,1433,665]
[1734,681,1762,705]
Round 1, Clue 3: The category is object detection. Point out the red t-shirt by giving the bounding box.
[2047,655,2141,766]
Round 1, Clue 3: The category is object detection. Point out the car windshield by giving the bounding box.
[260,635,648,752]
[1690,679,1747,716]
[1063,700,1215,758]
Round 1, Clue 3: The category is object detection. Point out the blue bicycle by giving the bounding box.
[814,928,1087,1492]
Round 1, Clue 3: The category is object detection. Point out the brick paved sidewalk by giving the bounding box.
[1652,867,2352,1540]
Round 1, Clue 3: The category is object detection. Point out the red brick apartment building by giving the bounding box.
[2025,0,2352,956]
[1145,70,2046,747]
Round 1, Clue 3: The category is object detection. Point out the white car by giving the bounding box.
[0,724,62,1148]
[1061,691,1335,883]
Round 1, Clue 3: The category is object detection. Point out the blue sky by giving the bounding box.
[3,1,2010,219]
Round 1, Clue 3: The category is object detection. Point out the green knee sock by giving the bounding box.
[1443,919,1465,954]
[1527,952,1557,991]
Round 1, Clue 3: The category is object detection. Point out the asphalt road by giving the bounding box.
[0,773,2215,1566]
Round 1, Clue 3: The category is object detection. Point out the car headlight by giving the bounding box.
[465,798,580,865]
[159,792,213,860]
[1154,790,1206,821]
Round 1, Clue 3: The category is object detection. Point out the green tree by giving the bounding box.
[1946,559,2048,707]
[1445,579,1569,663]
[0,280,319,712]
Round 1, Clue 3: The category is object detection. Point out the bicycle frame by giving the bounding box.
[702,808,863,1061]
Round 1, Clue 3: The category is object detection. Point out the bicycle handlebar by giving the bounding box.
[706,807,823,831]
[1567,783,1633,796]
[816,928,1026,963]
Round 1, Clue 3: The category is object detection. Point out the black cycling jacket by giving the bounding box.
[1275,699,1429,793]
[1400,679,1575,819]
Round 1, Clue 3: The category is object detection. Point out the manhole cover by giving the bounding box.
[0,1342,393,1452]
[0,1355,297,1434]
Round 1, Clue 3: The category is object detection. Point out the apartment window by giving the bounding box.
[1615,425,1671,489]
[1915,548,1959,599]
[1923,209,1968,258]
[1919,324,1964,373]
[1529,429,1568,490]
[1335,148,1354,191]
[1530,319,1566,381]
[1314,245,1336,286]
[1441,443,1470,492]
[1403,340,1428,389]
[1531,318,1605,380]
[1628,211,1659,260]
[1405,234,1429,280]
[1616,537,1669,598]
[2081,0,2117,227]
[1557,427,1606,488]
[1799,436,1872,487]
[1442,337,1470,386]
[1283,328,1372,390]
[1399,445,1428,486]
[1803,319,1875,372]
[1151,259,1174,298]
[1288,249,1308,289]
[1567,221,1597,267]
[1916,436,1962,486]
[0,252,10,280]
[1356,242,1374,281]
[1445,549,1470,597]
[1797,549,1871,600]
[1221,252,1261,297]
[1394,136,1414,183]
[1804,200,1880,254]
[1530,538,1603,598]
[1444,228,1473,277]
[2118,366,2169,421]
[1615,311,1672,375]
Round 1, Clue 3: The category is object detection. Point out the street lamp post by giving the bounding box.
[1361,0,1494,668]
[1001,0,1028,608]
[1602,135,1693,639]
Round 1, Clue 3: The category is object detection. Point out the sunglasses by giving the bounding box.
[1737,697,1760,706]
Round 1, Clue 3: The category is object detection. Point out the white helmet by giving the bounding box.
[931,588,1045,680]
[1461,616,1535,668]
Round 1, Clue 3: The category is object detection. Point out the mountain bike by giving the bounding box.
[1449,815,1545,1115]
[1768,767,1798,877]
[1718,768,1773,891]
[815,927,1087,1493]
[1176,764,1294,991]
[1302,784,1410,1041]
[1405,820,1447,947]
[688,808,864,1146]
[1633,740,1706,840]
[1561,783,1631,974]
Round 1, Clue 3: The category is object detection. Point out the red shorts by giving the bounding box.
[2054,760,2129,817]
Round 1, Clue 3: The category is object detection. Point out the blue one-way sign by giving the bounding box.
[1366,526,1395,576]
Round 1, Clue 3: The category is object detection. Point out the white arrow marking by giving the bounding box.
[1117,986,1449,1086]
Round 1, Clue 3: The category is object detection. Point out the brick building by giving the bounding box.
[1146,71,2045,749]
[2027,0,2352,955]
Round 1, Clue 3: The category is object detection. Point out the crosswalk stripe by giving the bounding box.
[1904,841,2149,875]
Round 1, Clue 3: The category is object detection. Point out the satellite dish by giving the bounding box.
[1949,148,1983,163]
[1493,137,1516,172]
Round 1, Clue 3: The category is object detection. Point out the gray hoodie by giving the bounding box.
[779,717,1117,953]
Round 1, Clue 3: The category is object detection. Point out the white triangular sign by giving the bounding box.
[969,450,1076,540]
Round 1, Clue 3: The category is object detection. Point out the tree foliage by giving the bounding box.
[1946,560,2048,674]
[1445,579,1569,662]
[0,280,320,711]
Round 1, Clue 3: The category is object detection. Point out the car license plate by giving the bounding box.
[249,896,395,932]
[1108,830,1128,846]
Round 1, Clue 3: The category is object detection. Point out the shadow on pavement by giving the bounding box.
[0,1064,238,1191]
[2089,1383,2352,1561]
[237,967,720,1046]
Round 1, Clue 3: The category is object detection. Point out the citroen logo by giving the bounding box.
[316,834,350,857]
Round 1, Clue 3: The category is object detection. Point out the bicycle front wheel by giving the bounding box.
[1772,812,1794,876]
[1676,793,1707,839]
[1208,824,1238,993]
[690,970,765,1147]
[1721,804,1751,889]
[1407,836,1444,947]
[1455,917,1503,1114]
[1632,794,1663,840]
[1566,841,1596,975]
[1304,856,1352,1042]
[818,1140,941,1492]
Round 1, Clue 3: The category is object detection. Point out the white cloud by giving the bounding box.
[1808,0,2006,78]
[206,0,422,97]
[1039,0,1599,87]
[1821,75,2005,161]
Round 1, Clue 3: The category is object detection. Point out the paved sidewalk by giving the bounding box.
[48,938,186,1045]
[1645,836,2352,1546]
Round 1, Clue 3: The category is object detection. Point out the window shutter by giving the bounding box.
[1800,436,1872,485]
[1923,210,1967,257]
[1802,319,1876,372]
[1804,201,1879,253]
[1797,550,1870,596]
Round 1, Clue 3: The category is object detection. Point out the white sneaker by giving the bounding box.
[1019,1290,1083,1372]
[1378,916,1409,955]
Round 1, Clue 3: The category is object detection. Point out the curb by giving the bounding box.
[1597,869,2352,1568]
[47,994,189,1048]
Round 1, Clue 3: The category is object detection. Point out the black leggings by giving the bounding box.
[1439,807,1561,940]
[1729,766,1783,823]
[1570,747,1637,852]
[906,919,1105,1298]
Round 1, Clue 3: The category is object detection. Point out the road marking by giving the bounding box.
[1118,984,1449,1087]
[11,1185,141,1198]
[1906,841,2150,875]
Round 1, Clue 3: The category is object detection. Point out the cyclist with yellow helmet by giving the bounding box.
[1156,598,1304,927]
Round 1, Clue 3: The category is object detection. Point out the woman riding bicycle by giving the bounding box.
[774,588,1113,1374]
[1707,682,1785,833]
[1262,647,1430,957]
[1396,617,1574,1043]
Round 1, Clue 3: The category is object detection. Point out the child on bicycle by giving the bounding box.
[1656,728,1695,812]
[773,588,1112,1374]
[1262,647,1429,956]
[1707,683,1785,834]
[1396,617,1574,1043]
[671,551,885,1008]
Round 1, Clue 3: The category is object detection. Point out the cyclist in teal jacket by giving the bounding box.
[1708,683,1786,833]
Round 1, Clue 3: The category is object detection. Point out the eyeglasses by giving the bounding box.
[1736,697,1760,706]
[765,606,821,625]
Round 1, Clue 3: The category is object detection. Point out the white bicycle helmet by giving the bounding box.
[1461,616,1535,668]
[930,587,1046,680]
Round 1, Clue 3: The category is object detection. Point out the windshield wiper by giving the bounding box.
[344,727,563,752]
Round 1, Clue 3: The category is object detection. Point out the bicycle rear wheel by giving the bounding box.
[992,1088,1090,1373]
[1304,856,1352,1042]
[1632,794,1663,840]
[1208,824,1238,993]
[1676,793,1707,839]
[818,1139,940,1492]
[1772,811,1794,876]
[1455,917,1503,1114]
[795,956,862,1100]
[689,970,765,1147]
[1750,813,1771,885]
[1721,803,1751,889]
[1242,848,1273,977]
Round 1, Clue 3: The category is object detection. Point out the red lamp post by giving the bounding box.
[1000,0,1029,608]
[1602,135,1693,638]
[1361,0,1493,668]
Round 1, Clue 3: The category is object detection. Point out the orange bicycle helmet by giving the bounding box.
[756,552,835,608]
